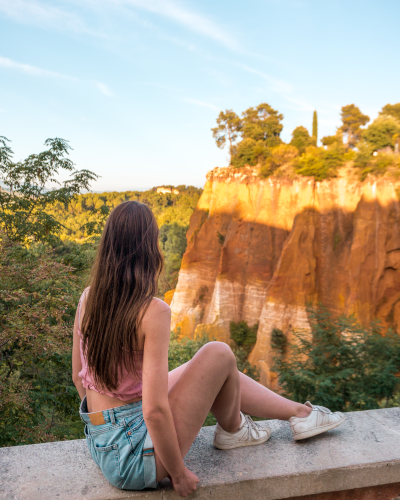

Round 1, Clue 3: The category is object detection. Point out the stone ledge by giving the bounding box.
[1,408,400,500]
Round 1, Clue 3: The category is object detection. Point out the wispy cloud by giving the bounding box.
[0,0,107,37]
[0,55,113,96]
[0,55,77,80]
[95,81,113,96]
[119,0,238,50]
[184,97,219,110]
[235,63,293,95]
[283,94,315,112]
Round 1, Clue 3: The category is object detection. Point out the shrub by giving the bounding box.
[270,328,287,352]
[294,143,346,180]
[359,152,400,180]
[259,144,298,178]
[230,320,258,352]
[272,307,400,412]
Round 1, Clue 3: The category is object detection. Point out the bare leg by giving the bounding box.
[168,360,310,420]
[156,342,241,481]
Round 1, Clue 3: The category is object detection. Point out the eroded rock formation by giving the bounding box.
[170,166,400,386]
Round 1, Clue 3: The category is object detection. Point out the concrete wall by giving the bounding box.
[1,408,400,500]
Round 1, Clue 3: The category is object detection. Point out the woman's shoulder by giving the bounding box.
[140,297,170,333]
[146,297,171,315]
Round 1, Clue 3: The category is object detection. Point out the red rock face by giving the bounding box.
[170,166,400,385]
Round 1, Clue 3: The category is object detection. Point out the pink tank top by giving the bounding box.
[77,289,143,401]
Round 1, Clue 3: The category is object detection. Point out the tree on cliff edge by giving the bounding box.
[312,111,318,144]
[381,103,400,122]
[241,103,283,149]
[290,126,314,154]
[211,110,242,156]
[340,104,370,149]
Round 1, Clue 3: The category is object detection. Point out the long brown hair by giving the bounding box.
[81,201,163,391]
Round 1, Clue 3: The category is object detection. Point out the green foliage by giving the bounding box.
[270,328,287,352]
[168,330,210,371]
[0,137,98,244]
[290,126,314,154]
[294,145,345,180]
[159,222,188,292]
[212,102,400,181]
[45,186,202,243]
[259,144,298,178]
[230,320,258,352]
[321,130,343,148]
[381,103,400,122]
[0,137,201,446]
[217,231,225,244]
[0,239,84,446]
[312,111,318,143]
[211,110,242,155]
[357,151,400,181]
[272,308,400,412]
[241,103,283,148]
[212,103,283,168]
[340,104,370,148]
[230,138,257,167]
[363,115,400,151]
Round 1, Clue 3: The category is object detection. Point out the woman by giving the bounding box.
[73,201,345,497]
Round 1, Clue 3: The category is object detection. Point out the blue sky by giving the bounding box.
[1,0,399,192]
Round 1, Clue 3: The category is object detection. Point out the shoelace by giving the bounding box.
[310,404,332,414]
[243,414,264,441]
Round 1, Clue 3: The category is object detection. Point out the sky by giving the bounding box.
[1,0,399,192]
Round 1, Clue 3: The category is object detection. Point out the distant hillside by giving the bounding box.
[47,185,202,241]
[46,185,202,294]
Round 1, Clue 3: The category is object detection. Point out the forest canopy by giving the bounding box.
[212,102,400,180]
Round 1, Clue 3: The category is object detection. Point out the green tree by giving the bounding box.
[290,126,314,154]
[211,110,242,156]
[312,111,318,144]
[339,104,370,148]
[321,130,343,147]
[241,103,283,148]
[272,308,400,412]
[230,138,270,168]
[381,103,400,122]
[0,137,98,244]
[0,137,99,446]
[363,115,400,151]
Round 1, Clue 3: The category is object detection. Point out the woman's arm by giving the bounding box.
[141,299,198,497]
[72,302,86,400]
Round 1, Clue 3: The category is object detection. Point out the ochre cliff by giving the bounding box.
[170,166,400,386]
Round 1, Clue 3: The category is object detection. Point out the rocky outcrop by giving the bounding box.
[170,166,400,386]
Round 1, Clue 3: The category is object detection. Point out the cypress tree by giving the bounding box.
[312,110,318,144]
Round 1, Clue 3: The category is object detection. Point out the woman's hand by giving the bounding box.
[170,467,199,497]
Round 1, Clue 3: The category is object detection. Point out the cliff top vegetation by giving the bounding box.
[212,102,400,181]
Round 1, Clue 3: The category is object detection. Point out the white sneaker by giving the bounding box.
[213,412,271,450]
[289,401,346,441]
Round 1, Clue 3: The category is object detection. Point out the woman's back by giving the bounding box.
[76,287,168,412]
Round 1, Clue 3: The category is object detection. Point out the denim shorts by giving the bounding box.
[79,397,157,490]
